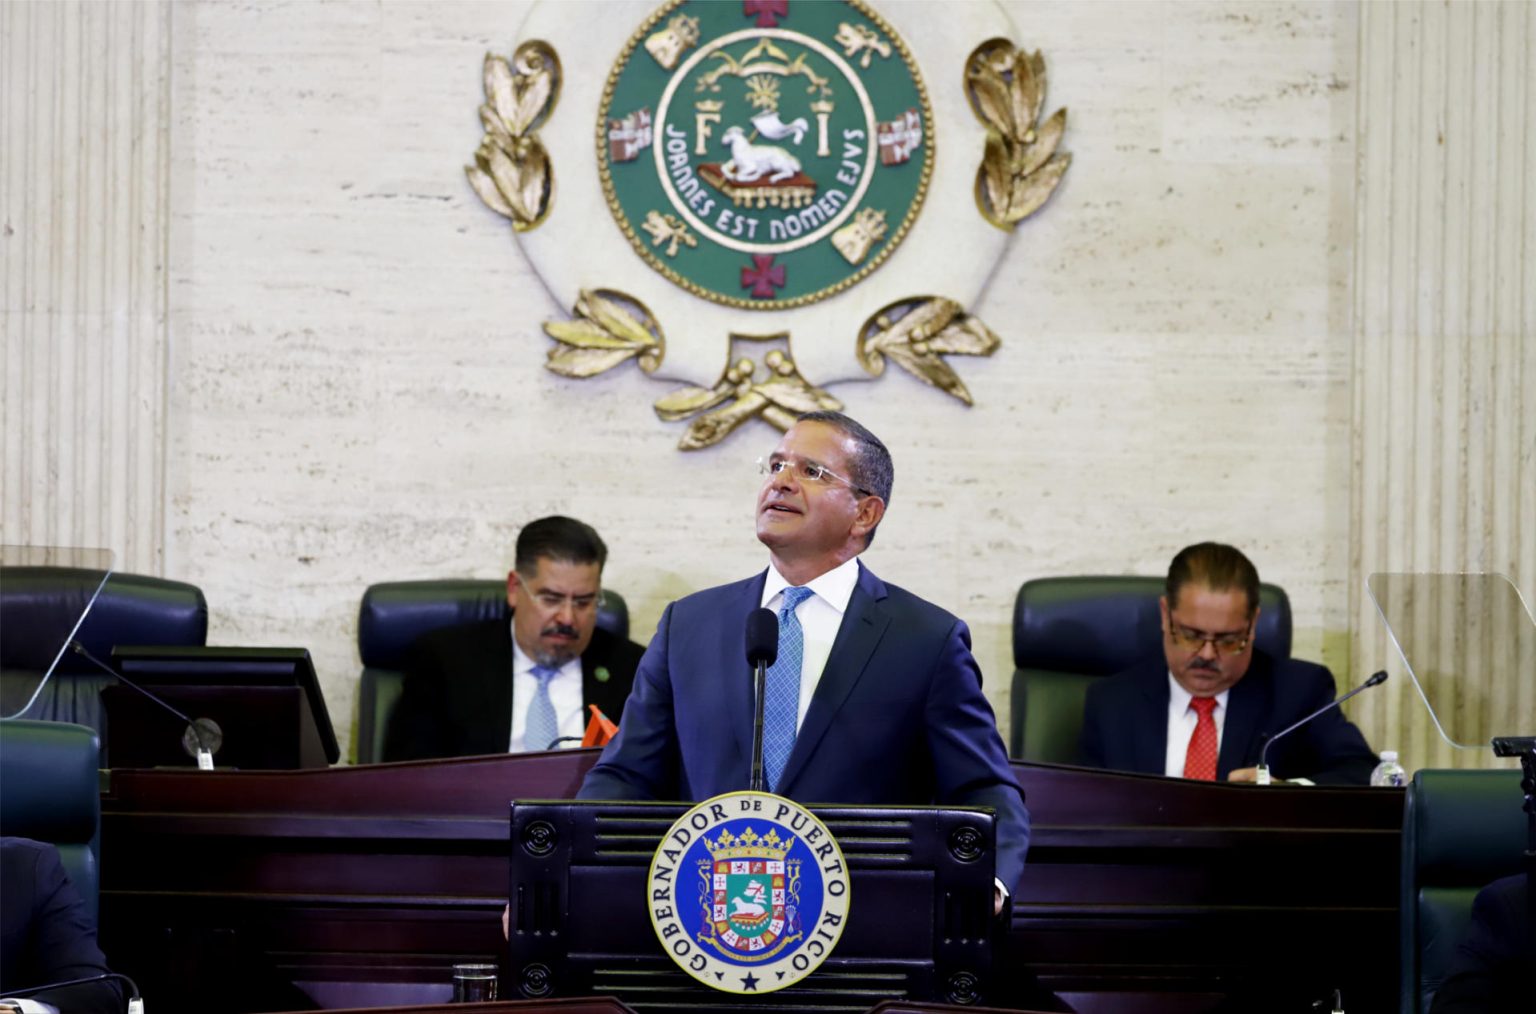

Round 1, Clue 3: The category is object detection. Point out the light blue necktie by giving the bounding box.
[763,586,814,792]
[525,665,560,752]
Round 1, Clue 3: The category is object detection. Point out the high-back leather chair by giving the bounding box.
[1,567,207,734]
[1400,768,1526,1014]
[1010,576,1292,762]
[0,719,104,920]
[355,580,631,764]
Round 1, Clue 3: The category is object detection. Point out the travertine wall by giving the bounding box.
[4,1,1531,767]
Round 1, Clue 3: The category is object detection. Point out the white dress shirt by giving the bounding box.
[759,557,861,731]
[509,622,586,751]
[1163,672,1230,778]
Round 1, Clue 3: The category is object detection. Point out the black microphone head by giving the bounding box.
[1364,669,1389,687]
[746,608,779,667]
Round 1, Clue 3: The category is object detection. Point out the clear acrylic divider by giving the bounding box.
[1,546,116,720]
[1367,572,1536,750]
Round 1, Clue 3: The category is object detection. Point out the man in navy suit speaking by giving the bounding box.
[578,411,1030,907]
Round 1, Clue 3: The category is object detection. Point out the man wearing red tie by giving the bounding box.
[1079,542,1378,785]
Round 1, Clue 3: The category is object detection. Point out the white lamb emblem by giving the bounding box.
[729,878,769,917]
[720,125,801,184]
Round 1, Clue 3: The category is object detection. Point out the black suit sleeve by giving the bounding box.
[1275,663,1378,786]
[1428,874,1531,1014]
[1,839,124,1014]
[1077,680,1110,769]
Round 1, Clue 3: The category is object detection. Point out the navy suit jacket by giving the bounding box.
[577,562,1030,892]
[1429,873,1531,1013]
[383,620,643,761]
[1078,651,1378,785]
[0,837,124,1014]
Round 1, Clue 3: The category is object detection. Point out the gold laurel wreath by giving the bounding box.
[857,298,1001,406]
[465,42,561,232]
[965,39,1071,229]
[472,27,1070,450]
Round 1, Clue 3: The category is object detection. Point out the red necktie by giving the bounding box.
[1183,697,1219,780]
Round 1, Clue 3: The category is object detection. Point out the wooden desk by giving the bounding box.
[99,754,1402,1014]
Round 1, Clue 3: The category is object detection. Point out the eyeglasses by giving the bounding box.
[757,455,869,496]
[1167,622,1252,655]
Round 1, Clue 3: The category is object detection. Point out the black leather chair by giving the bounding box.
[1400,768,1526,1014]
[1,567,208,734]
[1010,576,1292,762]
[0,719,104,921]
[354,579,632,764]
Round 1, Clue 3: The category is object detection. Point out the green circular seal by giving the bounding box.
[598,0,933,310]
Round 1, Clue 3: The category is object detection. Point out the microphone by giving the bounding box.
[70,641,221,770]
[1255,670,1388,785]
[2,971,144,1013]
[745,608,779,793]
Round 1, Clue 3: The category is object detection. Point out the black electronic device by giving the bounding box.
[102,646,338,769]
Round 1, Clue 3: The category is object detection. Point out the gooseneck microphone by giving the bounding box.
[1255,669,1388,785]
[69,641,222,770]
[2,971,144,1013]
[745,608,779,793]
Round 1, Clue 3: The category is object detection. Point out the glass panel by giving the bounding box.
[1,546,116,720]
[1367,572,1536,750]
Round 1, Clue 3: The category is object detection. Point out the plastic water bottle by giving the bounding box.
[1369,750,1406,787]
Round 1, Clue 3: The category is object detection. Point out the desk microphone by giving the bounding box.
[1255,670,1388,785]
[69,641,221,770]
[745,608,779,793]
[1,971,144,1013]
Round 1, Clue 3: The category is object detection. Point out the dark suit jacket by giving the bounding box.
[1078,651,1378,785]
[383,619,643,761]
[1429,873,1532,1014]
[0,837,124,1014]
[576,562,1031,893]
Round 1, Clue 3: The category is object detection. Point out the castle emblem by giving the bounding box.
[599,1,932,309]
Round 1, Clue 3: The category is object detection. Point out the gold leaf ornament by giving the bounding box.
[542,289,665,378]
[965,39,1070,230]
[466,42,561,231]
[857,298,1001,406]
[656,351,841,451]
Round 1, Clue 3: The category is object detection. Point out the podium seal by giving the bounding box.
[648,790,850,993]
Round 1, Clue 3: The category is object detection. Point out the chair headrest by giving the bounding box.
[357,580,631,667]
[1013,575,1292,673]
[1408,769,1526,881]
[0,568,207,672]
[0,720,100,842]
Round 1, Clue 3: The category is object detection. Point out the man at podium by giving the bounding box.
[577,412,1030,906]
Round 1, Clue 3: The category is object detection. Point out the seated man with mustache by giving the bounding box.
[384,516,644,760]
[1079,542,1378,785]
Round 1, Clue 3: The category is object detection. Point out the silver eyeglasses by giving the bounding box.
[757,455,868,495]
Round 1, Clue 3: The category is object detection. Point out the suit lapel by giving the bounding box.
[727,572,771,774]
[1134,664,1171,774]
[777,562,889,794]
[1219,659,1268,777]
[482,621,515,752]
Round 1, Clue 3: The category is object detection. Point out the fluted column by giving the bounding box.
[0,0,172,575]
[1349,0,1535,769]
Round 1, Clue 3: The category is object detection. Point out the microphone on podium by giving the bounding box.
[1255,669,1388,785]
[745,608,779,793]
[69,640,222,770]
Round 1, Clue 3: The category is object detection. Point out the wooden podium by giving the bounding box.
[99,753,1402,1014]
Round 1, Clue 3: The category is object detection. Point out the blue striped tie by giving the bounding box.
[763,586,814,792]
[525,665,560,752]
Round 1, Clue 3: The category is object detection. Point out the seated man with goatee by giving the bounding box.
[384,516,644,760]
